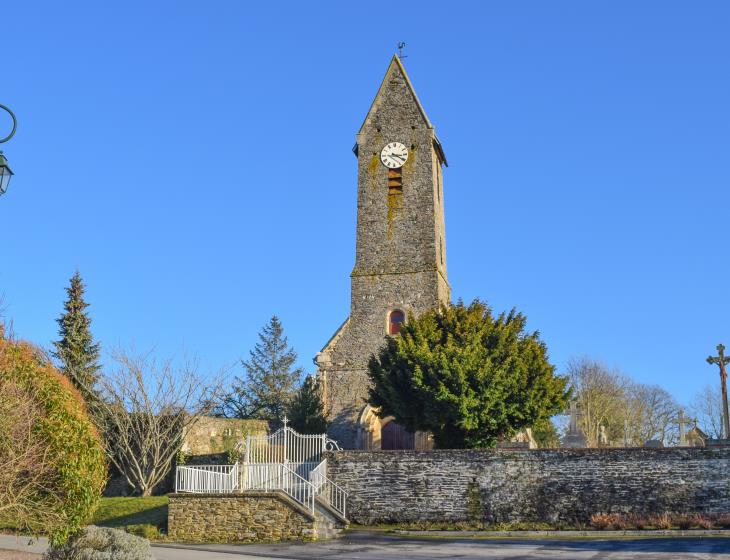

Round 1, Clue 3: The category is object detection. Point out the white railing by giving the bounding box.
[310,459,347,519]
[175,463,239,493]
[238,462,313,512]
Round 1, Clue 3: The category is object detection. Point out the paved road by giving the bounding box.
[4,531,730,559]
[155,531,730,560]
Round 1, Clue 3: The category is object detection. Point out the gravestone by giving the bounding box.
[561,400,587,448]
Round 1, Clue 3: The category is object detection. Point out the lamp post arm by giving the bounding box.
[0,105,17,144]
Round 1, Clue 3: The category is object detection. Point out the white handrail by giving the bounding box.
[309,458,347,519]
[239,462,314,512]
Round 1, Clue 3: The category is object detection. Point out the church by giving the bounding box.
[315,56,450,450]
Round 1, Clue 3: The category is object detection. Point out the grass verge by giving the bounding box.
[90,497,168,539]
[0,496,168,540]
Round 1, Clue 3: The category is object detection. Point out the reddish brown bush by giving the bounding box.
[590,513,627,530]
[693,515,713,530]
[589,512,723,531]
[675,515,693,530]
[649,514,673,529]
[590,514,611,530]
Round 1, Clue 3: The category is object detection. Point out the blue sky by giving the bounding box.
[1,1,728,405]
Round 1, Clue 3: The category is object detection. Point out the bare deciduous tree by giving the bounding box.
[567,357,629,447]
[93,349,223,496]
[567,357,679,447]
[689,384,724,439]
[625,384,679,446]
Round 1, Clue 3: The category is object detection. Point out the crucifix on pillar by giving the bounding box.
[707,344,730,440]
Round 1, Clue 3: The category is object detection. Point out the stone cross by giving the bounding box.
[707,343,730,439]
[676,409,688,446]
[565,400,583,434]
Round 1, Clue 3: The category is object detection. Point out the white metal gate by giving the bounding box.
[241,417,340,480]
[175,417,348,519]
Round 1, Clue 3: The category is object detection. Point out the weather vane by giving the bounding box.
[397,42,407,60]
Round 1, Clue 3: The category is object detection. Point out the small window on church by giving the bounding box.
[389,310,405,335]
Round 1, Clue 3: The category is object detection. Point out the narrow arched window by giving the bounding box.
[388,310,405,335]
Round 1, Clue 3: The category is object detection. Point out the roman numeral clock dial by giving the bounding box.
[380,142,409,168]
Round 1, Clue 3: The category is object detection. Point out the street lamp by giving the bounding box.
[0,104,17,196]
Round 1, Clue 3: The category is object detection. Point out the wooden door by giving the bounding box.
[381,421,415,450]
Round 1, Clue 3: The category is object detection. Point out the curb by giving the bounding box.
[392,529,730,538]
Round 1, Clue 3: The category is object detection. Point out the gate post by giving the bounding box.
[283,416,289,466]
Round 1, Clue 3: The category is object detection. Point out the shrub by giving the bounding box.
[692,515,713,530]
[589,513,613,530]
[0,333,107,544]
[675,515,693,530]
[125,524,161,540]
[649,514,673,529]
[716,514,730,529]
[590,513,631,530]
[43,525,154,560]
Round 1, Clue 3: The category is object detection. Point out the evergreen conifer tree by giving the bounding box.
[288,375,328,434]
[216,316,302,421]
[368,299,569,448]
[52,271,101,403]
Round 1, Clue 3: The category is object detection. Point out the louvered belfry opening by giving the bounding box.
[388,167,403,194]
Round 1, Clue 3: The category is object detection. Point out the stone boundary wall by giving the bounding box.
[325,448,730,525]
[168,492,316,543]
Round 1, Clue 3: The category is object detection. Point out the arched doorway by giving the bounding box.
[381,419,415,450]
[357,406,417,450]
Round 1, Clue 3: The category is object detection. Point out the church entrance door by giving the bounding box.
[381,420,415,450]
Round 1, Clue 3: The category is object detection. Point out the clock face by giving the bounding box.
[380,142,409,168]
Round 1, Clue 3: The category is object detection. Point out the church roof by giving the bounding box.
[354,55,448,166]
[359,55,433,133]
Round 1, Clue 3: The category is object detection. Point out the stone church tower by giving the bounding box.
[315,56,450,449]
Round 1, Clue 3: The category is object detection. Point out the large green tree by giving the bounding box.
[216,316,302,421]
[52,271,101,403]
[288,375,328,434]
[368,299,569,448]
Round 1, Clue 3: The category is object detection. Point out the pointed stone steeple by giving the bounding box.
[359,55,433,134]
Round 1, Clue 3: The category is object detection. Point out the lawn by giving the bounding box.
[91,496,168,536]
[0,496,168,539]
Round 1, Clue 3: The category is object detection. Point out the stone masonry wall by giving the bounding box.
[181,417,269,456]
[325,448,730,525]
[168,492,316,543]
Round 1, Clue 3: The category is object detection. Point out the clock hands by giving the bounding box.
[380,143,408,168]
